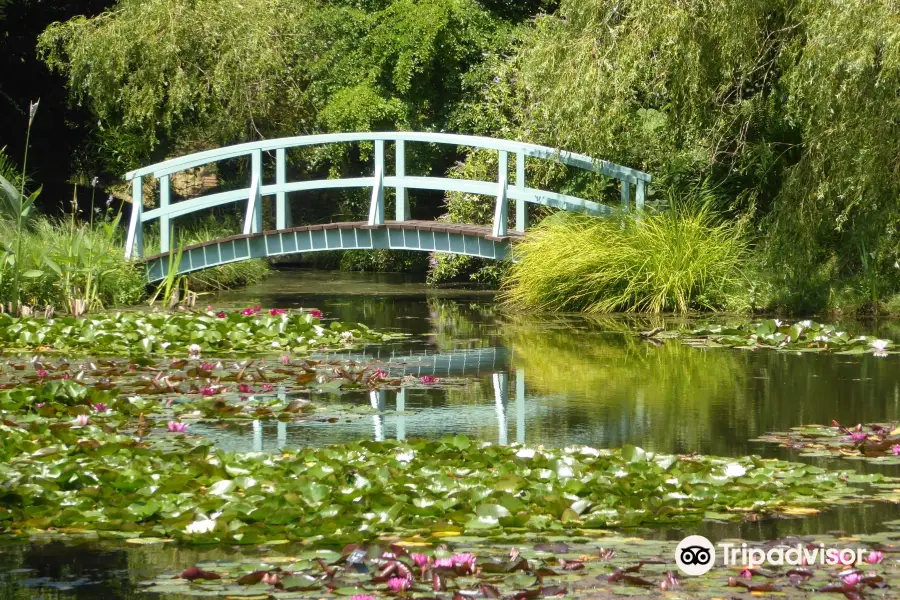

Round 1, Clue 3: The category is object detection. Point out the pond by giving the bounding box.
[3,268,900,599]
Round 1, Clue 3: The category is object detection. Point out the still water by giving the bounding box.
[3,268,900,599]
[204,269,900,459]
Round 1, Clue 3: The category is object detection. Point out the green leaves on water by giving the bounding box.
[681,319,896,355]
[0,309,406,356]
[0,422,891,544]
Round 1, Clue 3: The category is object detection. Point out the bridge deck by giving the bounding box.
[144,220,524,263]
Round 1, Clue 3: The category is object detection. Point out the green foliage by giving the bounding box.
[507,0,900,311]
[38,0,515,174]
[502,204,748,314]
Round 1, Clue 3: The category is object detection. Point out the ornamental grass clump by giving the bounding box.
[502,206,747,313]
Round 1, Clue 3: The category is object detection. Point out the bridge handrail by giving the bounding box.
[123,131,651,260]
[125,132,650,184]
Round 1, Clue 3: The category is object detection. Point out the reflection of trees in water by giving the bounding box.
[504,323,900,457]
[426,298,501,351]
[1,540,254,600]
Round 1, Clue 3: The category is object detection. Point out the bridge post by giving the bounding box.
[620,179,631,211]
[368,139,385,225]
[636,179,646,211]
[251,149,263,233]
[515,152,527,232]
[276,147,292,229]
[159,174,171,253]
[124,176,143,259]
[492,150,509,237]
[395,140,408,221]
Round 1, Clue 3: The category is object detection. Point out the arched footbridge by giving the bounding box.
[123,132,651,282]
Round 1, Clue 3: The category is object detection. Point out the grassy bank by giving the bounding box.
[0,213,270,314]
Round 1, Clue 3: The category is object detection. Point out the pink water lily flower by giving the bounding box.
[281,355,291,365]
[216,311,227,318]
[168,421,188,433]
[866,551,884,564]
[238,383,253,394]
[270,308,287,315]
[842,572,861,586]
[201,362,216,371]
[411,553,429,568]
[433,557,454,568]
[892,445,900,456]
[420,375,439,384]
[35,402,45,408]
[387,577,411,592]
[261,572,279,585]
[241,307,256,316]
[374,369,388,379]
[452,553,475,573]
[261,383,274,392]
[850,431,868,442]
[738,568,752,579]
[308,309,323,318]
[92,403,108,412]
[200,386,218,396]
[36,369,48,379]
[74,414,90,426]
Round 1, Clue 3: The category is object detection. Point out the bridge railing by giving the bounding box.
[123,132,651,259]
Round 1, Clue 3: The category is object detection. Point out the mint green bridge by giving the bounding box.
[124,132,651,282]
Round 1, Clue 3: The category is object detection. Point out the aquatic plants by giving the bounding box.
[0,420,892,545]
[754,420,900,465]
[681,320,897,355]
[502,206,747,314]
[0,308,404,355]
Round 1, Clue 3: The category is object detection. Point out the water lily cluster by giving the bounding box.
[754,419,900,464]
[682,319,896,355]
[0,309,404,356]
[0,415,894,545]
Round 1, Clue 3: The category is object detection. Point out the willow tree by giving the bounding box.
[38,0,517,173]
[513,0,900,308]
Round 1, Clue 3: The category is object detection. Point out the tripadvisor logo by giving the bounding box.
[675,535,873,576]
[675,536,716,576]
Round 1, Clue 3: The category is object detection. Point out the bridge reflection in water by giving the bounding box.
[239,347,527,452]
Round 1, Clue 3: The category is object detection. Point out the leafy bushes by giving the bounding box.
[0,217,146,312]
[502,206,748,313]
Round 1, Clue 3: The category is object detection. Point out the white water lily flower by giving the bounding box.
[188,343,201,357]
[614,469,628,478]
[516,448,536,459]
[160,342,170,349]
[184,519,216,534]
[395,450,415,463]
[271,341,281,348]
[341,331,354,340]
[723,463,747,478]
[871,339,890,351]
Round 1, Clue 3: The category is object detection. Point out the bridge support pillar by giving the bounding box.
[396,140,408,221]
[515,152,527,232]
[492,150,509,237]
[276,148,292,229]
[368,140,385,225]
[125,176,143,259]
[159,174,171,253]
[620,179,631,211]
[636,179,646,211]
